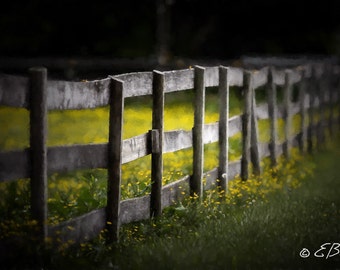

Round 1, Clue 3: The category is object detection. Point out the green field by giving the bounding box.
[0,88,241,220]
[1,84,340,269]
[27,135,337,270]
[0,87,316,224]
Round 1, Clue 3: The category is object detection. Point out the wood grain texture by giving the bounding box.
[150,70,165,217]
[191,66,205,196]
[47,78,110,110]
[115,72,153,97]
[164,69,194,92]
[106,78,124,242]
[163,129,192,153]
[241,71,252,181]
[162,175,190,208]
[218,66,229,191]
[48,208,106,243]
[120,195,150,224]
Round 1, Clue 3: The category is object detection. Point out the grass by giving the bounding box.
[0,88,243,223]
[41,135,340,270]
[1,84,339,269]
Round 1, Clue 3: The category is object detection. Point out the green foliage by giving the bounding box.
[43,136,340,270]
[1,88,340,269]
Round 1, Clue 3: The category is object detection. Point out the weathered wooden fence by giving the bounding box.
[0,58,339,245]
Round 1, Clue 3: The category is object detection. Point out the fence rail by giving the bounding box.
[0,58,339,244]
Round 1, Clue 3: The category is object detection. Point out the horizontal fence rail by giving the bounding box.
[1,59,340,245]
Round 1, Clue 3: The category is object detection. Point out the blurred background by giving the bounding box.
[0,0,339,79]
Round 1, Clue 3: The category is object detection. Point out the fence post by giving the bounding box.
[106,77,124,243]
[218,66,229,193]
[150,70,164,217]
[283,70,292,159]
[316,66,326,149]
[337,67,340,129]
[324,64,332,142]
[328,65,335,137]
[29,67,48,244]
[191,65,205,197]
[307,66,316,154]
[331,65,340,135]
[298,67,307,153]
[250,78,261,176]
[241,71,252,181]
[267,67,278,166]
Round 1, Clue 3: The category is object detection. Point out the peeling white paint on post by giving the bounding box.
[191,66,205,197]
[150,70,164,218]
[106,77,124,243]
[218,66,229,192]
[29,67,48,242]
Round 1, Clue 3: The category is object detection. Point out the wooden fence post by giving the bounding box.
[191,65,205,197]
[241,71,252,181]
[150,70,164,217]
[250,78,261,176]
[323,64,332,141]
[283,70,292,159]
[29,67,48,243]
[307,66,316,154]
[298,67,307,153]
[328,65,335,137]
[218,66,229,192]
[331,65,340,135]
[316,66,325,149]
[337,68,340,129]
[106,77,124,243]
[267,67,278,166]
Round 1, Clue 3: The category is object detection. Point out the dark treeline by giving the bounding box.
[0,0,339,61]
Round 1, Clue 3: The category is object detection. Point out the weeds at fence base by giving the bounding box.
[2,143,327,269]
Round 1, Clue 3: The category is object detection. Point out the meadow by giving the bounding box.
[1,87,246,224]
[1,84,338,269]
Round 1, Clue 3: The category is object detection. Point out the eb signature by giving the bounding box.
[300,243,340,259]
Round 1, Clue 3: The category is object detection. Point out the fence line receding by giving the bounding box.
[0,58,339,244]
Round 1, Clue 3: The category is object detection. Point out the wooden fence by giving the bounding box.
[0,59,339,245]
